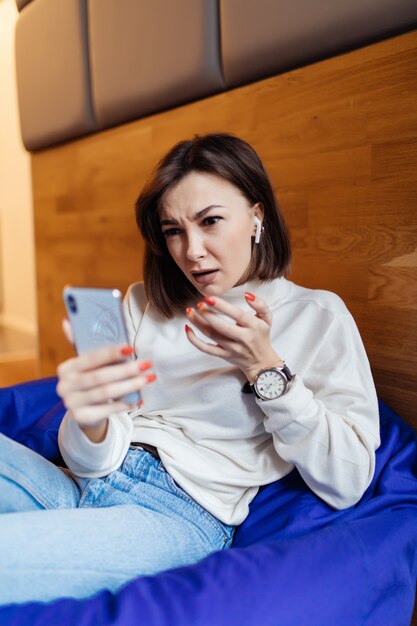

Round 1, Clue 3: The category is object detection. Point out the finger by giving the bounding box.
[70,403,134,427]
[200,296,255,328]
[244,292,273,326]
[62,318,74,345]
[65,372,154,409]
[201,294,272,327]
[187,304,247,341]
[57,343,136,377]
[186,306,231,344]
[57,359,153,396]
[185,325,227,357]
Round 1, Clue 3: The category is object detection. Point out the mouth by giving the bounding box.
[190,269,219,285]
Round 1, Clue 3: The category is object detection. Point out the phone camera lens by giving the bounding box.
[67,294,77,314]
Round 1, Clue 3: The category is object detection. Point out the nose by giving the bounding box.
[185,230,206,262]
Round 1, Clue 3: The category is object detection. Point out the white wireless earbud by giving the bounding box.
[253,216,262,244]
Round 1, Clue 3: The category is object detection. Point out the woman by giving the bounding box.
[0,133,380,604]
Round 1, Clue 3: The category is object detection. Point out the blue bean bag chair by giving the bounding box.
[0,377,416,626]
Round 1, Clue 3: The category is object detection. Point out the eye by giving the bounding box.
[162,227,182,238]
[203,216,222,226]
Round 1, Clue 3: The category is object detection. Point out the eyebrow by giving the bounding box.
[160,205,225,227]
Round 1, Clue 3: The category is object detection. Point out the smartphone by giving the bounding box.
[63,286,141,405]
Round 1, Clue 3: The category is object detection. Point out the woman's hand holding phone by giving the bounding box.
[56,287,156,443]
[56,337,155,442]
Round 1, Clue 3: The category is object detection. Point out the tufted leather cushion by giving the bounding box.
[15,0,97,150]
[88,0,225,130]
[15,0,33,10]
[220,0,417,87]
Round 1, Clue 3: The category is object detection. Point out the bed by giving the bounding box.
[0,377,416,625]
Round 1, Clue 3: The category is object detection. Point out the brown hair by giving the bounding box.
[135,133,291,318]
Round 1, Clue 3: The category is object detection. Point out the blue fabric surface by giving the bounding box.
[0,378,416,625]
[0,377,65,464]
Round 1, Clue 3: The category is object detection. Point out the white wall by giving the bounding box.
[0,0,37,334]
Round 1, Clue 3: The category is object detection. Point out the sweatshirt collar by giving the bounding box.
[220,277,290,309]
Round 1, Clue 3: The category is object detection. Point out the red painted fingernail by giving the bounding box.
[186,307,193,315]
[197,301,205,311]
[244,292,256,302]
[120,346,134,356]
[204,296,216,306]
[146,373,157,383]
[185,324,191,333]
[139,361,153,372]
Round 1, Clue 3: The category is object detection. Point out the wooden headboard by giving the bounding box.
[32,31,417,430]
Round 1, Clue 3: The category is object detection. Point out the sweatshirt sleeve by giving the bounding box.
[262,309,380,510]
[58,411,133,478]
[57,283,145,478]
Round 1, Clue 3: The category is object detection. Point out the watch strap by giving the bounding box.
[279,363,293,383]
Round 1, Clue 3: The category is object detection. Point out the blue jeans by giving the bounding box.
[0,433,235,605]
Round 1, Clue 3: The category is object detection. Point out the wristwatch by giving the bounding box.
[251,363,294,400]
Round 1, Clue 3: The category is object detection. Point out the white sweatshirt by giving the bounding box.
[58,278,380,525]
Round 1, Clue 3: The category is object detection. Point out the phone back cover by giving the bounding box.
[65,288,128,354]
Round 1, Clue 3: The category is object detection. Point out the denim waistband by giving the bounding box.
[130,442,160,459]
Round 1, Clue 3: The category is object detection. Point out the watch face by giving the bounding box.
[255,369,287,400]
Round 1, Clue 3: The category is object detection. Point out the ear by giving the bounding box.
[253,216,262,243]
[251,203,264,236]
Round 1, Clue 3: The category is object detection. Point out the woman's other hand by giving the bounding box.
[185,292,283,382]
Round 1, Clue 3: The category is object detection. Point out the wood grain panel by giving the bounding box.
[32,31,417,430]
[0,355,38,386]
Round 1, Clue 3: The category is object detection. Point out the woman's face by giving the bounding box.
[159,172,260,297]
